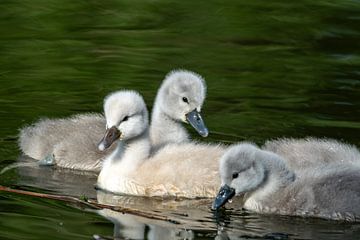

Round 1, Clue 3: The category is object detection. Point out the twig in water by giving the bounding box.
[0,185,181,224]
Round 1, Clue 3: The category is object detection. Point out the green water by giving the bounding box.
[1,0,360,239]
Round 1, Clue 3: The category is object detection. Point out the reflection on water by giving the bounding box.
[4,162,360,240]
[15,155,98,198]
[1,0,360,239]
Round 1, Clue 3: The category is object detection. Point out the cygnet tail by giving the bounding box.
[18,119,57,160]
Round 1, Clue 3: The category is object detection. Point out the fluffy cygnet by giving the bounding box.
[18,70,208,171]
[212,143,360,222]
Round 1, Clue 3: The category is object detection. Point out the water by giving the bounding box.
[1,0,360,239]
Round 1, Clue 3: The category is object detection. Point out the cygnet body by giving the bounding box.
[18,114,109,171]
[213,143,360,222]
[18,70,208,171]
[263,137,360,170]
[97,90,225,198]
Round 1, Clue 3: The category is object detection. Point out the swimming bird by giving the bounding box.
[18,113,109,171]
[96,90,225,198]
[212,143,360,221]
[18,70,208,171]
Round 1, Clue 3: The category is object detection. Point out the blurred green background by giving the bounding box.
[0,0,360,239]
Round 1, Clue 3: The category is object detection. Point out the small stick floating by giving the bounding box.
[0,185,181,224]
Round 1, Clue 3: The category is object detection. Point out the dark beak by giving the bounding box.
[98,126,121,151]
[185,109,209,137]
[212,184,236,210]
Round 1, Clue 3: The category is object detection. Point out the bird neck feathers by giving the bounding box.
[150,105,189,151]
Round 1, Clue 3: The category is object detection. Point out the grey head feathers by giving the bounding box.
[150,70,208,151]
[157,69,206,122]
[99,90,149,149]
[104,90,148,138]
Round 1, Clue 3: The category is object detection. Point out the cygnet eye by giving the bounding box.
[182,97,189,103]
[232,173,239,179]
[122,116,129,122]
[108,131,114,138]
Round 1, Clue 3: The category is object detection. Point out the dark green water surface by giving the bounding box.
[1,0,360,239]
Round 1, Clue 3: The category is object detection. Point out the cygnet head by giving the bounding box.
[212,143,266,210]
[98,90,149,151]
[157,70,208,137]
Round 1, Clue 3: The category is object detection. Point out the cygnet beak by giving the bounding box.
[211,184,235,210]
[98,126,121,151]
[185,109,209,137]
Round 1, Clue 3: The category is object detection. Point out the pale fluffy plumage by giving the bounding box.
[116,143,225,198]
[218,143,360,221]
[97,90,225,198]
[18,113,113,171]
[150,70,206,151]
[18,70,207,171]
[96,91,151,189]
[263,137,360,170]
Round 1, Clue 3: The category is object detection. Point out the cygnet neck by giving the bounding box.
[246,150,295,202]
[150,100,189,152]
[103,129,151,175]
